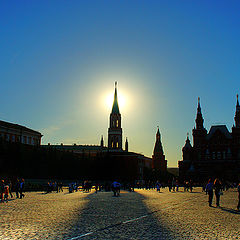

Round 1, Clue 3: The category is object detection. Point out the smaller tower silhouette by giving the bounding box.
[232,94,240,149]
[100,135,104,147]
[192,97,207,147]
[152,127,167,172]
[196,97,204,129]
[234,94,240,128]
[182,133,193,161]
[125,138,128,152]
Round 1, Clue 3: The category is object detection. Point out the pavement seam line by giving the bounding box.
[67,195,200,240]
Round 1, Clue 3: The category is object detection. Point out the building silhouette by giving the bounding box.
[152,127,167,173]
[45,82,152,180]
[0,120,42,145]
[179,95,240,181]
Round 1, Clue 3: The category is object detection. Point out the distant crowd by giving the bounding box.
[0,178,25,203]
[1,177,240,211]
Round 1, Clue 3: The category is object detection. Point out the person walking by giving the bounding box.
[214,178,222,207]
[8,180,13,198]
[206,178,214,207]
[4,183,9,203]
[15,179,20,198]
[237,183,240,211]
[0,180,5,203]
[156,181,161,193]
[19,179,25,199]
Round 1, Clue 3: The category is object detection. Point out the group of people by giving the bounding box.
[0,178,25,203]
[46,181,63,193]
[205,178,240,211]
[111,181,121,197]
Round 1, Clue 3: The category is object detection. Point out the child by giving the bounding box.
[0,180,4,203]
[4,184,9,203]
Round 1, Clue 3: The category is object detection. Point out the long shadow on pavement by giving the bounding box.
[62,191,191,240]
[220,207,240,215]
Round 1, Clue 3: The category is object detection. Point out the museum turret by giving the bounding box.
[192,97,207,148]
[182,134,193,161]
[232,94,240,159]
[234,94,240,128]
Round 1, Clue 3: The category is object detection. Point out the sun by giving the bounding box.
[105,92,126,111]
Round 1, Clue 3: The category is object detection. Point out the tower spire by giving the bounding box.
[152,127,167,172]
[108,82,122,150]
[196,97,204,129]
[111,81,120,114]
[125,137,128,152]
[234,94,240,128]
[197,97,201,114]
[153,127,163,155]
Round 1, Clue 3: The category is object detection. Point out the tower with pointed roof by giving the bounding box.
[182,134,193,161]
[125,138,128,152]
[234,94,240,128]
[152,127,167,172]
[108,82,122,150]
[179,95,240,182]
[192,97,207,148]
[232,94,240,157]
[100,135,104,148]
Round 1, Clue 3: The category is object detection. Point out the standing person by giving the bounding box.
[59,182,63,192]
[176,179,179,192]
[237,183,240,211]
[19,179,25,199]
[172,178,176,192]
[8,180,13,198]
[4,183,9,203]
[206,178,214,207]
[15,179,20,198]
[214,178,222,207]
[189,180,193,193]
[95,183,99,194]
[0,180,5,203]
[116,181,121,196]
[168,179,172,192]
[156,181,161,193]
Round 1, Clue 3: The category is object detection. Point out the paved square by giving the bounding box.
[0,188,239,239]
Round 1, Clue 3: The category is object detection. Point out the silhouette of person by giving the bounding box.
[206,178,214,207]
[237,183,240,211]
[214,178,222,207]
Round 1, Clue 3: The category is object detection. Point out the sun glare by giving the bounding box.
[105,92,126,111]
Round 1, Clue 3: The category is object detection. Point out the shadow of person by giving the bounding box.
[220,207,240,215]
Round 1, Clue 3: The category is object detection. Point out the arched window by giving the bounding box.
[116,142,119,148]
[116,120,119,127]
[112,142,114,148]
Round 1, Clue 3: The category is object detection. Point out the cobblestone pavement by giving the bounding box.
[0,188,239,239]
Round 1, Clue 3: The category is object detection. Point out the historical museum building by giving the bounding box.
[179,96,240,181]
[0,120,42,146]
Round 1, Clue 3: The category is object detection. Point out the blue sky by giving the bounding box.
[1,1,240,167]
